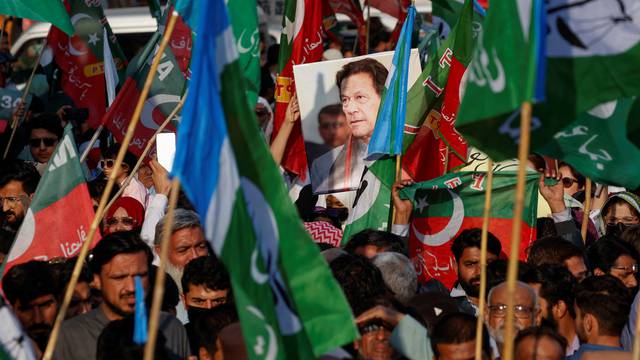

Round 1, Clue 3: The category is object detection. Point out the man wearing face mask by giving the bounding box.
[181,256,232,355]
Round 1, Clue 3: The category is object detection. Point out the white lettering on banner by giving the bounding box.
[237,28,260,57]
[423,76,444,97]
[499,109,542,144]
[414,250,455,279]
[246,306,278,360]
[0,95,19,109]
[554,125,588,139]
[439,48,453,68]
[468,27,505,93]
[470,173,485,191]
[49,136,77,171]
[579,135,612,171]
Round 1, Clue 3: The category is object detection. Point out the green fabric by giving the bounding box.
[0,0,74,35]
[228,0,260,107]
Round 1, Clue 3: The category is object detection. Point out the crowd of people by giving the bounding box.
[1,4,640,360]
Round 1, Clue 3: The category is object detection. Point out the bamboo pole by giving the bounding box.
[101,94,186,218]
[2,39,47,159]
[502,102,532,360]
[580,178,592,243]
[390,154,403,227]
[632,294,640,360]
[79,125,104,163]
[475,159,494,360]
[42,12,179,360]
[143,177,181,360]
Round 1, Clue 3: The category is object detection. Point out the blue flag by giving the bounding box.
[367,5,416,158]
[133,276,147,344]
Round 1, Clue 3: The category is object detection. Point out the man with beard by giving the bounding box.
[2,260,59,352]
[450,228,502,315]
[53,231,190,359]
[485,281,539,358]
[569,275,631,359]
[528,265,580,356]
[0,160,40,236]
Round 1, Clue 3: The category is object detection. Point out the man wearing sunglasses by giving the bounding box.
[26,114,63,174]
[0,160,40,234]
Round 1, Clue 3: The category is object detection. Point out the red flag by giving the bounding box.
[273,0,327,179]
[326,0,367,54]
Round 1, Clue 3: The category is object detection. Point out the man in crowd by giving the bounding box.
[53,231,190,359]
[26,113,63,174]
[0,160,40,234]
[529,265,580,356]
[310,58,388,193]
[485,280,539,357]
[570,275,631,359]
[527,235,589,281]
[2,260,59,352]
[431,312,493,360]
[514,326,567,360]
[344,229,405,258]
[450,228,502,315]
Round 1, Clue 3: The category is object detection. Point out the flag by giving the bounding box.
[272,0,326,179]
[102,9,188,159]
[228,0,261,107]
[0,0,74,36]
[403,0,477,181]
[133,276,148,345]
[367,5,416,158]
[0,88,32,133]
[432,0,462,40]
[539,98,640,190]
[3,125,98,275]
[326,0,366,54]
[0,297,37,360]
[455,0,640,162]
[171,0,358,357]
[43,0,128,128]
[401,171,539,288]
[365,0,406,19]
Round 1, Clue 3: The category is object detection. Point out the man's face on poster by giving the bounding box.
[319,112,350,148]
[340,72,382,143]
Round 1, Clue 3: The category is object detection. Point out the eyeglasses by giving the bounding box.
[319,122,345,130]
[100,159,115,169]
[561,177,579,188]
[358,320,393,335]
[488,304,535,319]
[105,216,137,227]
[0,195,27,207]
[29,137,58,148]
[611,264,639,275]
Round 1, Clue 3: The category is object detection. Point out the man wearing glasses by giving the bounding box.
[26,114,63,175]
[0,160,40,235]
[485,280,539,358]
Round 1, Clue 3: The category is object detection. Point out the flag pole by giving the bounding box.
[502,102,532,360]
[390,154,403,226]
[79,125,104,163]
[2,39,48,159]
[632,297,640,360]
[100,94,186,217]
[475,159,494,360]
[42,12,179,360]
[144,177,181,360]
[580,178,592,243]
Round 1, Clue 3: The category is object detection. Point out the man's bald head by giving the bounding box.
[485,281,539,350]
[488,281,538,310]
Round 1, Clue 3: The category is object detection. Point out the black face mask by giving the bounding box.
[606,223,629,238]
[187,306,213,325]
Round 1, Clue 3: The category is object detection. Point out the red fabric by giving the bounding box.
[105,196,145,233]
[304,221,343,247]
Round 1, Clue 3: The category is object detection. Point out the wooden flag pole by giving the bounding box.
[144,177,181,360]
[475,159,494,360]
[632,296,640,360]
[390,154,403,226]
[101,94,186,218]
[502,102,532,360]
[581,178,592,243]
[2,39,47,159]
[42,12,179,360]
[79,125,104,163]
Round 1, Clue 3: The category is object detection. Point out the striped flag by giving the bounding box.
[171,0,358,358]
[367,4,416,158]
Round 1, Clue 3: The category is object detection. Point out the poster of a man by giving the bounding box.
[294,50,420,195]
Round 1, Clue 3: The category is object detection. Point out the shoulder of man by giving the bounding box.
[53,309,106,360]
[158,311,191,358]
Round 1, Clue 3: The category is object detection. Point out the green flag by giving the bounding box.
[539,98,640,189]
[0,0,74,35]
[457,1,640,162]
[172,0,358,358]
[228,0,261,107]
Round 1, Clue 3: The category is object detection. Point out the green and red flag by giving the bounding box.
[403,0,476,181]
[102,9,188,158]
[457,1,640,163]
[273,0,327,179]
[0,0,74,36]
[539,98,640,190]
[401,171,539,288]
[2,125,98,275]
[43,0,127,127]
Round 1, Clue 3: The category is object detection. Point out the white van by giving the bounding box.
[9,6,157,82]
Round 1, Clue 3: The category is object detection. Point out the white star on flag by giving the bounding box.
[415,196,429,213]
[87,32,100,46]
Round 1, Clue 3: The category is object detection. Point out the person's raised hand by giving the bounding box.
[285,93,300,124]
[149,159,171,196]
[539,168,565,213]
[356,305,405,328]
[392,179,414,225]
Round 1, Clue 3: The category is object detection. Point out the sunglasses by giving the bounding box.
[100,159,115,169]
[105,216,137,227]
[29,137,58,148]
[561,177,579,188]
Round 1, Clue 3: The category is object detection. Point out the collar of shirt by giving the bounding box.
[450,283,467,298]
